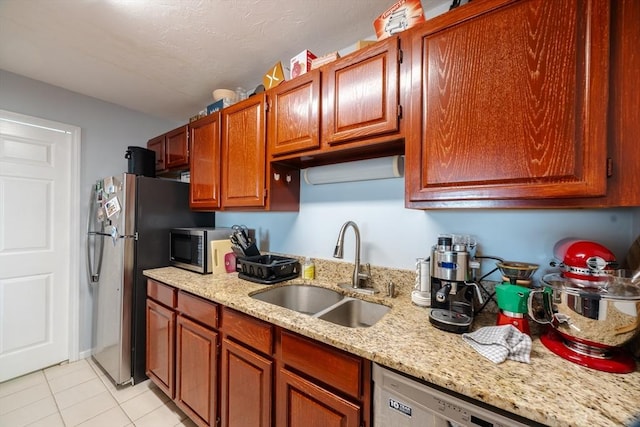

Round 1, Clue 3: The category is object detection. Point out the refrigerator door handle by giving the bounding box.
[90,231,138,240]
[87,188,105,284]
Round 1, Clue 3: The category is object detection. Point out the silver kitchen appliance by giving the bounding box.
[429,235,483,333]
[87,173,213,385]
[169,227,243,274]
[373,363,534,426]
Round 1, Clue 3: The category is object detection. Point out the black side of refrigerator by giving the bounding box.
[132,176,214,384]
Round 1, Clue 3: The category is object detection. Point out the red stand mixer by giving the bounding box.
[529,239,640,374]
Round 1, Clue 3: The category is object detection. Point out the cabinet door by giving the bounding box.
[277,368,360,427]
[166,125,189,169]
[190,114,221,210]
[147,135,166,172]
[146,299,175,398]
[220,338,272,427]
[268,69,321,157]
[221,94,267,208]
[175,315,218,427]
[322,36,400,146]
[406,0,610,207]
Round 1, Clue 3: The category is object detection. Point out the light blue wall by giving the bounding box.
[216,169,638,283]
[2,68,638,355]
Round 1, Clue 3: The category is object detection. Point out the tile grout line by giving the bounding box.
[83,359,135,427]
[43,364,66,427]
[0,388,56,426]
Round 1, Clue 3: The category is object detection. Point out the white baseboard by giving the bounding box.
[78,349,93,360]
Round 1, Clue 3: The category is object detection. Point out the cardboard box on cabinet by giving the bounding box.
[374,0,425,40]
[263,61,286,89]
[290,50,317,79]
[311,51,340,70]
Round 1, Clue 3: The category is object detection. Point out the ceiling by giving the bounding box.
[0,0,450,122]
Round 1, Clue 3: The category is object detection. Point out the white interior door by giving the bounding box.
[0,110,80,382]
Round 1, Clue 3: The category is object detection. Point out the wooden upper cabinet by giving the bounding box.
[322,36,401,146]
[268,69,321,157]
[165,125,189,169]
[147,125,189,174]
[221,94,267,209]
[147,134,166,172]
[405,0,611,207]
[190,114,221,210]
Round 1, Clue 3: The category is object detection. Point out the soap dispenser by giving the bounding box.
[303,257,315,280]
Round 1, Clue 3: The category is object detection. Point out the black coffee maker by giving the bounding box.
[429,235,483,333]
[125,146,156,177]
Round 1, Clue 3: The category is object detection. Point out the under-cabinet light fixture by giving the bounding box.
[303,155,404,185]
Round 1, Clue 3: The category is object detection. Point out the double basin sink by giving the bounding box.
[250,284,390,328]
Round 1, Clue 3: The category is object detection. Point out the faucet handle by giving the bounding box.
[357,263,371,284]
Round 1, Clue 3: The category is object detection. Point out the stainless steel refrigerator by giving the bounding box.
[87,173,213,385]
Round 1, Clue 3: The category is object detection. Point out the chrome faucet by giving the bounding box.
[333,221,371,290]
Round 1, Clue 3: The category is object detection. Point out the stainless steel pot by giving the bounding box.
[529,271,640,348]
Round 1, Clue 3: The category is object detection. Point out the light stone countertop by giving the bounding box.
[143,264,640,427]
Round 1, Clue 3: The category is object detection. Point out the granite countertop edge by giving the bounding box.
[143,266,640,427]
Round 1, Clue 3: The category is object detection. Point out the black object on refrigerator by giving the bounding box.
[125,146,156,177]
[87,173,214,385]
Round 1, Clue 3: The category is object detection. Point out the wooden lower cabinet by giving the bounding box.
[220,338,272,427]
[277,368,361,427]
[146,298,176,398]
[175,315,218,427]
[146,282,219,427]
[147,281,372,427]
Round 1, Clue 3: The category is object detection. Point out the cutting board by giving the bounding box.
[210,239,233,274]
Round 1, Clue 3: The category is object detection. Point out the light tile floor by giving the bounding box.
[0,358,196,427]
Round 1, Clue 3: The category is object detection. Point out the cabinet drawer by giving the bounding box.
[147,279,177,308]
[177,291,218,329]
[221,307,273,355]
[280,330,363,399]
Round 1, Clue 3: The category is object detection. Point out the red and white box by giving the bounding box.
[373,0,425,40]
[290,49,317,79]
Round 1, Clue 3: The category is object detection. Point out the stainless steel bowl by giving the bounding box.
[530,272,640,348]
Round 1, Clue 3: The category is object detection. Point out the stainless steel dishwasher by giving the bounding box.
[373,363,535,427]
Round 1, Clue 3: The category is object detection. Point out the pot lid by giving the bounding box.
[542,272,640,300]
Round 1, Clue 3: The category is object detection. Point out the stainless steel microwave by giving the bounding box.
[169,227,235,274]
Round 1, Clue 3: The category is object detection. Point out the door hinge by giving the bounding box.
[398,49,403,64]
[265,100,270,113]
[398,105,403,119]
[606,157,613,177]
[263,188,268,200]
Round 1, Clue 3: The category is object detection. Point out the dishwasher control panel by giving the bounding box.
[373,363,534,427]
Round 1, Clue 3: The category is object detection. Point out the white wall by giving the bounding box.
[216,169,639,282]
[0,69,180,355]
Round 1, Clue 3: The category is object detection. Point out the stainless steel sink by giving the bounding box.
[251,284,343,315]
[250,284,389,327]
[317,298,390,328]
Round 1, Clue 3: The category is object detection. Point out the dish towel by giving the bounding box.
[462,325,532,364]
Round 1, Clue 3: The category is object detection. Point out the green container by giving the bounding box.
[495,283,531,314]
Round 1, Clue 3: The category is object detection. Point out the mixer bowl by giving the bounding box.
[497,261,539,286]
[533,271,640,349]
